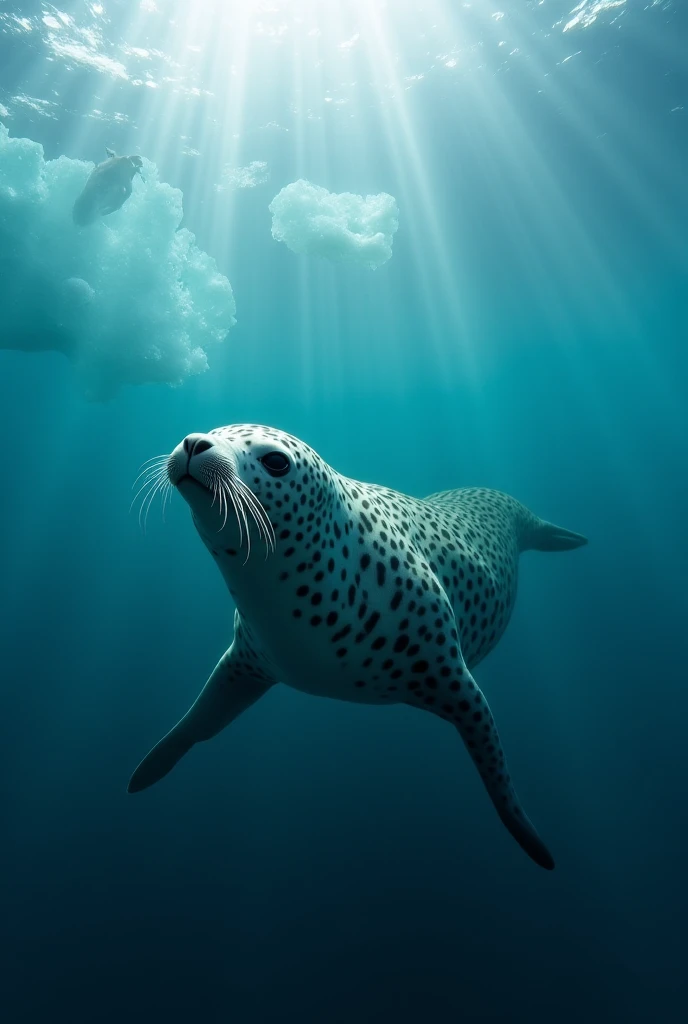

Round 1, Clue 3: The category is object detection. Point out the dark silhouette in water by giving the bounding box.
[72,148,144,226]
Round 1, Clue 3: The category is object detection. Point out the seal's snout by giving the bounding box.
[183,434,214,459]
[168,433,217,489]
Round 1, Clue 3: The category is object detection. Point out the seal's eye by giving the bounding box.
[260,451,290,477]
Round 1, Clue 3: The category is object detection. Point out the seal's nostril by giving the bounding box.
[183,434,213,458]
[191,438,213,457]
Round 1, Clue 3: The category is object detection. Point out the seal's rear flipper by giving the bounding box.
[128,727,193,793]
[525,519,587,552]
[455,675,556,869]
[496,804,554,870]
[455,666,555,868]
[127,646,273,793]
[411,657,555,870]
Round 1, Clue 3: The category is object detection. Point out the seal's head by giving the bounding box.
[127,154,144,177]
[166,424,334,562]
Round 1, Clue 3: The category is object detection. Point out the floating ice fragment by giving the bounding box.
[269,179,399,270]
[215,160,269,192]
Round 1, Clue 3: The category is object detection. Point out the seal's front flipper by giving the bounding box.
[412,661,555,870]
[127,647,273,793]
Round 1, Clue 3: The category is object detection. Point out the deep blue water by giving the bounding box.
[1,1,687,1021]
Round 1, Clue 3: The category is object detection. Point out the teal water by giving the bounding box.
[1,2,687,1021]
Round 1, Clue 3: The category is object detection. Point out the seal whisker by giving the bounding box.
[140,471,168,533]
[216,470,264,563]
[234,477,275,556]
[230,486,245,550]
[215,478,225,527]
[231,484,252,561]
[247,496,275,557]
[235,477,273,542]
[139,455,167,466]
[213,467,251,559]
[131,464,167,500]
[215,481,231,536]
[137,454,170,470]
[133,454,170,480]
[217,476,230,531]
[133,470,169,501]
[137,473,164,532]
[221,480,237,535]
[213,477,230,534]
[130,466,167,518]
[160,480,173,521]
[213,475,231,534]
[211,469,244,548]
[245,493,273,559]
[240,498,253,564]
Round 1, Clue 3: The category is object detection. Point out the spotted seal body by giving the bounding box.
[129,425,587,870]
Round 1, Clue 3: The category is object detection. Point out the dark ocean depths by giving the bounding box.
[0,1,687,1021]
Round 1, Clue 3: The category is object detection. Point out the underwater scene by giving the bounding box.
[0,1,686,1020]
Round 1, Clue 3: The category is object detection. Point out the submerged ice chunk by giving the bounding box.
[0,124,236,399]
[215,160,269,192]
[61,277,96,308]
[269,179,399,270]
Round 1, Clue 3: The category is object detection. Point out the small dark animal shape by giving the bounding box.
[128,424,589,871]
[72,148,144,227]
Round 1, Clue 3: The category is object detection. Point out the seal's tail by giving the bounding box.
[521,516,587,552]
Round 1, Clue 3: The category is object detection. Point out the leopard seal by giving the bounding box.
[128,424,587,870]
